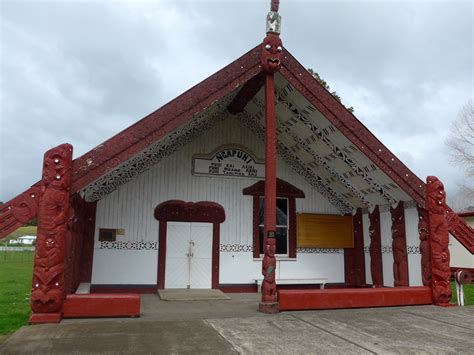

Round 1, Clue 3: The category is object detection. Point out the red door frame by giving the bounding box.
[154,200,225,289]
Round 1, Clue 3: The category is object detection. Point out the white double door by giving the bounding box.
[165,222,213,289]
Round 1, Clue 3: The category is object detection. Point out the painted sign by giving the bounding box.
[193,145,264,178]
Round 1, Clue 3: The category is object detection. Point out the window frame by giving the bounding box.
[258,196,290,257]
[243,179,305,259]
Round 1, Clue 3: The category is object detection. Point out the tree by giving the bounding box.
[307,69,354,113]
[446,99,474,205]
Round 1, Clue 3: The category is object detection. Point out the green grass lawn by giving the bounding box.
[451,281,474,306]
[0,251,34,335]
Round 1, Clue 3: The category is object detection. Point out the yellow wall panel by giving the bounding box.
[297,213,354,248]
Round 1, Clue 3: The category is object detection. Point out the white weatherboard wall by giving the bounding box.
[450,234,474,268]
[362,212,372,285]
[91,118,343,285]
[405,207,422,286]
[380,210,394,287]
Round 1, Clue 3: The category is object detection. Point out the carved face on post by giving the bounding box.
[265,238,276,257]
[261,33,283,73]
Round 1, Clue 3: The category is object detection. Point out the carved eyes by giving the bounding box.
[265,44,283,53]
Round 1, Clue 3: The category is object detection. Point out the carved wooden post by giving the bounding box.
[29,144,73,324]
[417,205,432,286]
[344,208,365,286]
[426,176,451,305]
[369,206,383,287]
[259,1,282,314]
[391,201,409,286]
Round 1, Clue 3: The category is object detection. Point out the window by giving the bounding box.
[259,197,289,255]
[243,178,305,259]
[98,228,116,242]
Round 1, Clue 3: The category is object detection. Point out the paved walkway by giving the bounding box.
[1,294,473,354]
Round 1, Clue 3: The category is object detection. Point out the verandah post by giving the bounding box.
[29,144,73,324]
[259,0,283,313]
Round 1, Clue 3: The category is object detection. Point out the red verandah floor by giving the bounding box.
[278,286,432,311]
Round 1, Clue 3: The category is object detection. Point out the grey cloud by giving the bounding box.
[1,0,472,204]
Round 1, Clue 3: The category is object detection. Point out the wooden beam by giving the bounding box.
[227,71,265,114]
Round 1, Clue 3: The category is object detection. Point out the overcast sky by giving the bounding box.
[0,0,472,205]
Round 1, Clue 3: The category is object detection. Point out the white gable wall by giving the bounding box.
[91,118,343,285]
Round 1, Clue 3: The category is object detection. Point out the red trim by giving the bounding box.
[28,313,62,324]
[154,200,225,289]
[63,294,140,318]
[157,221,167,290]
[0,182,40,239]
[71,47,262,192]
[344,208,366,286]
[278,286,432,311]
[91,285,157,294]
[227,71,265,114]
[79,200,97,283]
[3,45,472,256]
[243,178,305,198]
[212,223,220,289]
[458,211,474,218]
[280,52,425,205]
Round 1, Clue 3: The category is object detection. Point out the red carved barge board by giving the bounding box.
[63,294,140,318]
[278,287,432,311]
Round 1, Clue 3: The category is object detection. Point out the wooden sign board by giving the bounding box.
[192,145,264,178]
[297,213,354,248]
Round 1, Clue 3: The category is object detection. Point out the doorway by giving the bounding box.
[154,200,226,290]
[166,222,213,289]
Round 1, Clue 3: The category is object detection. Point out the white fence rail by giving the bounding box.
[0,246,35,252]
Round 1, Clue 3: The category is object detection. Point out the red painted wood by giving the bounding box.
[28,313,62,324]
[262,72,278,305]
[426,176,452,305]
[417,206,432,286]
[391,201,409,286]
[157,221,167,290]
[0,182,41,239]
[154,200,225,289]
[80,200,97,283]
[369,206,383,287]
[227,72,265,114]
[243,178,305,198]
[91,285,157,294]
[212,223,220,289]
[279,54,425,206]
[30,144,73,325]
[71,47,262,192]
[344,208,365,286]
[65,195,97,294]
[154,200,225,224]
[278,287,433,311]
[63,294,140,318]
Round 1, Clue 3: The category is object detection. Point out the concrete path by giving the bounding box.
[1,294,473,354]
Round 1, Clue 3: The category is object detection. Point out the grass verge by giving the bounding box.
[0,251,34,335]
[451,281,474,306]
